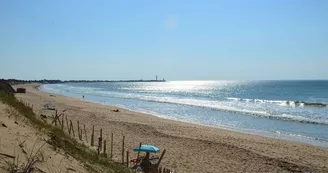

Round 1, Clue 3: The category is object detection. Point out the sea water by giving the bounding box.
[40,80,328,147]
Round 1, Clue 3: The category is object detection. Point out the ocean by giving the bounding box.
[40,80,328,147]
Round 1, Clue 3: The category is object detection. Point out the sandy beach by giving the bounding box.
[12,84,328,173]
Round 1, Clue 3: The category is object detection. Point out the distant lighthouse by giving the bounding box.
[156,75,158,81]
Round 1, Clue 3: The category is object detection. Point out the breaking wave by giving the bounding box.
[227,97,327,107]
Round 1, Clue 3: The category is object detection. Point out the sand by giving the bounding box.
[12,84,328,173]
[0,101,88,173]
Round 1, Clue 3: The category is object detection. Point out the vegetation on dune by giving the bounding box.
[0,83,130,173]
[0,80,16,93]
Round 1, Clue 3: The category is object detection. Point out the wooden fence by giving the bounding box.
[22,101,177,173]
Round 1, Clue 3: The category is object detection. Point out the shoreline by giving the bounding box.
[96,103,328,148]
[14,83,328,173]
[39,84,328,148]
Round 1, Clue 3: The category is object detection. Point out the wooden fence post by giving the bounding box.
[156,149,166,169]
[65,115,69,133]
[61,114,64,130]
[122,136,125,164]
[126,151,129,168]
[68,121,72,135]
[77,120,80,140]
[84,124,88,143]
[98,137,101,155]
[100,129,103,149]
[55,110,58,126]
[52,113,62,126]
[80,129,83,141]
[103,140,107,157]
[110,133,113,159]
[98,129,103,155]
[91,125,94,146]
[70,120,75,137]
[136,142,142,162]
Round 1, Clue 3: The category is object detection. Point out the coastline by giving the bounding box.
[39,83,328,148]
[14,83,328,173]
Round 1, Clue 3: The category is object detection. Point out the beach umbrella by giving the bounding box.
[133,144,160,153]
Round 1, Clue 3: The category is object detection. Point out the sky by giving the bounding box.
[1,0,327,80]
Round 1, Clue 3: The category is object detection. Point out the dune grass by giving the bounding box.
[0,91,130,173]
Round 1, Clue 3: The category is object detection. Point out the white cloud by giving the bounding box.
[164,15,178,29]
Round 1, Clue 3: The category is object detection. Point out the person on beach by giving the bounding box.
[140,152,151,173]
[82,95,84,100]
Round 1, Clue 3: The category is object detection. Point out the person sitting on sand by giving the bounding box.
[140,152,151,173]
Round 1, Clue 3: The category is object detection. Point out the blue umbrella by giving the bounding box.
[133,144,160,153]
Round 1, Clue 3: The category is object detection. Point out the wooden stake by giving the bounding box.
[99,129,103,150]
[84,124,88,143]
[61,113,64,130]
[77,121,80,140]
[98,137,101,155]
[91,125,94,146]
[122,136,125,164]
[70,120,75,137]
[156,149,166,169]
[103,140,107,157]
[51,113,62,125]
[80,129,83,141]
[55,110,58,126]
[68,121,72,135]
[136,142,142,162]
[110,133,113,159]
[97,129,103,155]
[126,151,129,168]
[65,115,69,133]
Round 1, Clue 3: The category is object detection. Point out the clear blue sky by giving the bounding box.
[1,0,327,80]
